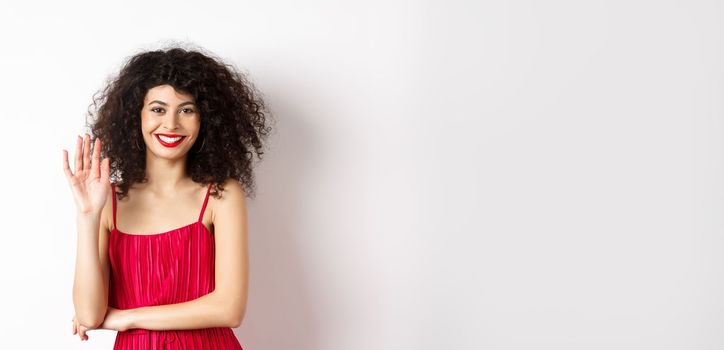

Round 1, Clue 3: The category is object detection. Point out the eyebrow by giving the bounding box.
[148,100,196,107]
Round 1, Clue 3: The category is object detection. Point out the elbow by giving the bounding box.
[215,291,246,328]
[228,318,241,329]
[226,308,246,328]
[73,292,108,329]
[74,304,107,329]
[76,313,105,329]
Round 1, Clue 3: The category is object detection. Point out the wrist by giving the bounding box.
[125,307,139,330]
[76,211,102,222]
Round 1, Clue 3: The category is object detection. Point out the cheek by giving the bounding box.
[184,119,201,136]
[140,122,154,137]
[140,115,160,132]
[140,114,152,130]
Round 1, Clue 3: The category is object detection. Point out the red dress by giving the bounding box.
[109,183,243,349]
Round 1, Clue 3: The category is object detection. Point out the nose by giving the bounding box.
[162,113,179,130]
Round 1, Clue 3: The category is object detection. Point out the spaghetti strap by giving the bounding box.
[198,183,212,222]
[111,184,117,229]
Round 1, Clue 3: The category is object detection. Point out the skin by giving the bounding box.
[64,84,249,341]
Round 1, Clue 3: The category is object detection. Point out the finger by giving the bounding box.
[83,134,91,171]
[91,138,100,179]
[79,327,87,341]
[72,320,77,335]
[100,157,110,183]
[75,135,83,173]
[63,150,74,180]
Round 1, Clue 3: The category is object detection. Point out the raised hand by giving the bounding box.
[63,133,111,215]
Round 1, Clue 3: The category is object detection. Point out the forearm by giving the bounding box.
[72,212,107,328]
[127,291,240,330]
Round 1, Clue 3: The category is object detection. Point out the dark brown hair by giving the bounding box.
[86,44,273,200]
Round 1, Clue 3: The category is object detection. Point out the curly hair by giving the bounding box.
[86,44,273,200]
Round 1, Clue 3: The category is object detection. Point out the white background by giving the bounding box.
[0,0,722,349]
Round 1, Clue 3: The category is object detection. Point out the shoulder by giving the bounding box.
[215,178,246,200]
[210,178,248,227]
[210,179,247,212]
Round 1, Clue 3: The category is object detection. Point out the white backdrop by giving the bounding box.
[0,0,722,349]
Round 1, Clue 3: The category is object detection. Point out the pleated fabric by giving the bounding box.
[108,183,243,349]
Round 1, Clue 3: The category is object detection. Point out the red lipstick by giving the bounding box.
[154,133,186,148]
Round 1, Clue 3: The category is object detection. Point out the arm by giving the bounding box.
[127,179,249,330]
[125,291,237,330]
[72,193,111,329]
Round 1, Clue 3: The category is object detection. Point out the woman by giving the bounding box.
[62,45,272,349]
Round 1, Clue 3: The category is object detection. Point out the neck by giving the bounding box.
[142,150,189,193]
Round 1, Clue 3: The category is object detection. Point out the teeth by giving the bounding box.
[158,135,183,143]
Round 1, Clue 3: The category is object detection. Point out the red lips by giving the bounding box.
[154,133,186,148]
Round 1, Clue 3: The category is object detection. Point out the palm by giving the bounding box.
[63,134,111,214]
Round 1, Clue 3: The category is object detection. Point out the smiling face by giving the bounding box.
[140,84,201,160]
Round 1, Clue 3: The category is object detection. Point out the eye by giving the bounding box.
[151,107,165,113]
[181,108,196,114]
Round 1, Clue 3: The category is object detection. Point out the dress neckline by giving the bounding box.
[111,182,213,238]
[112,221,212,237]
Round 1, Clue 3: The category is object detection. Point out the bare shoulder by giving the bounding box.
[215,178,246,200]
[210,179,247,214]
[210,179,248,235]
